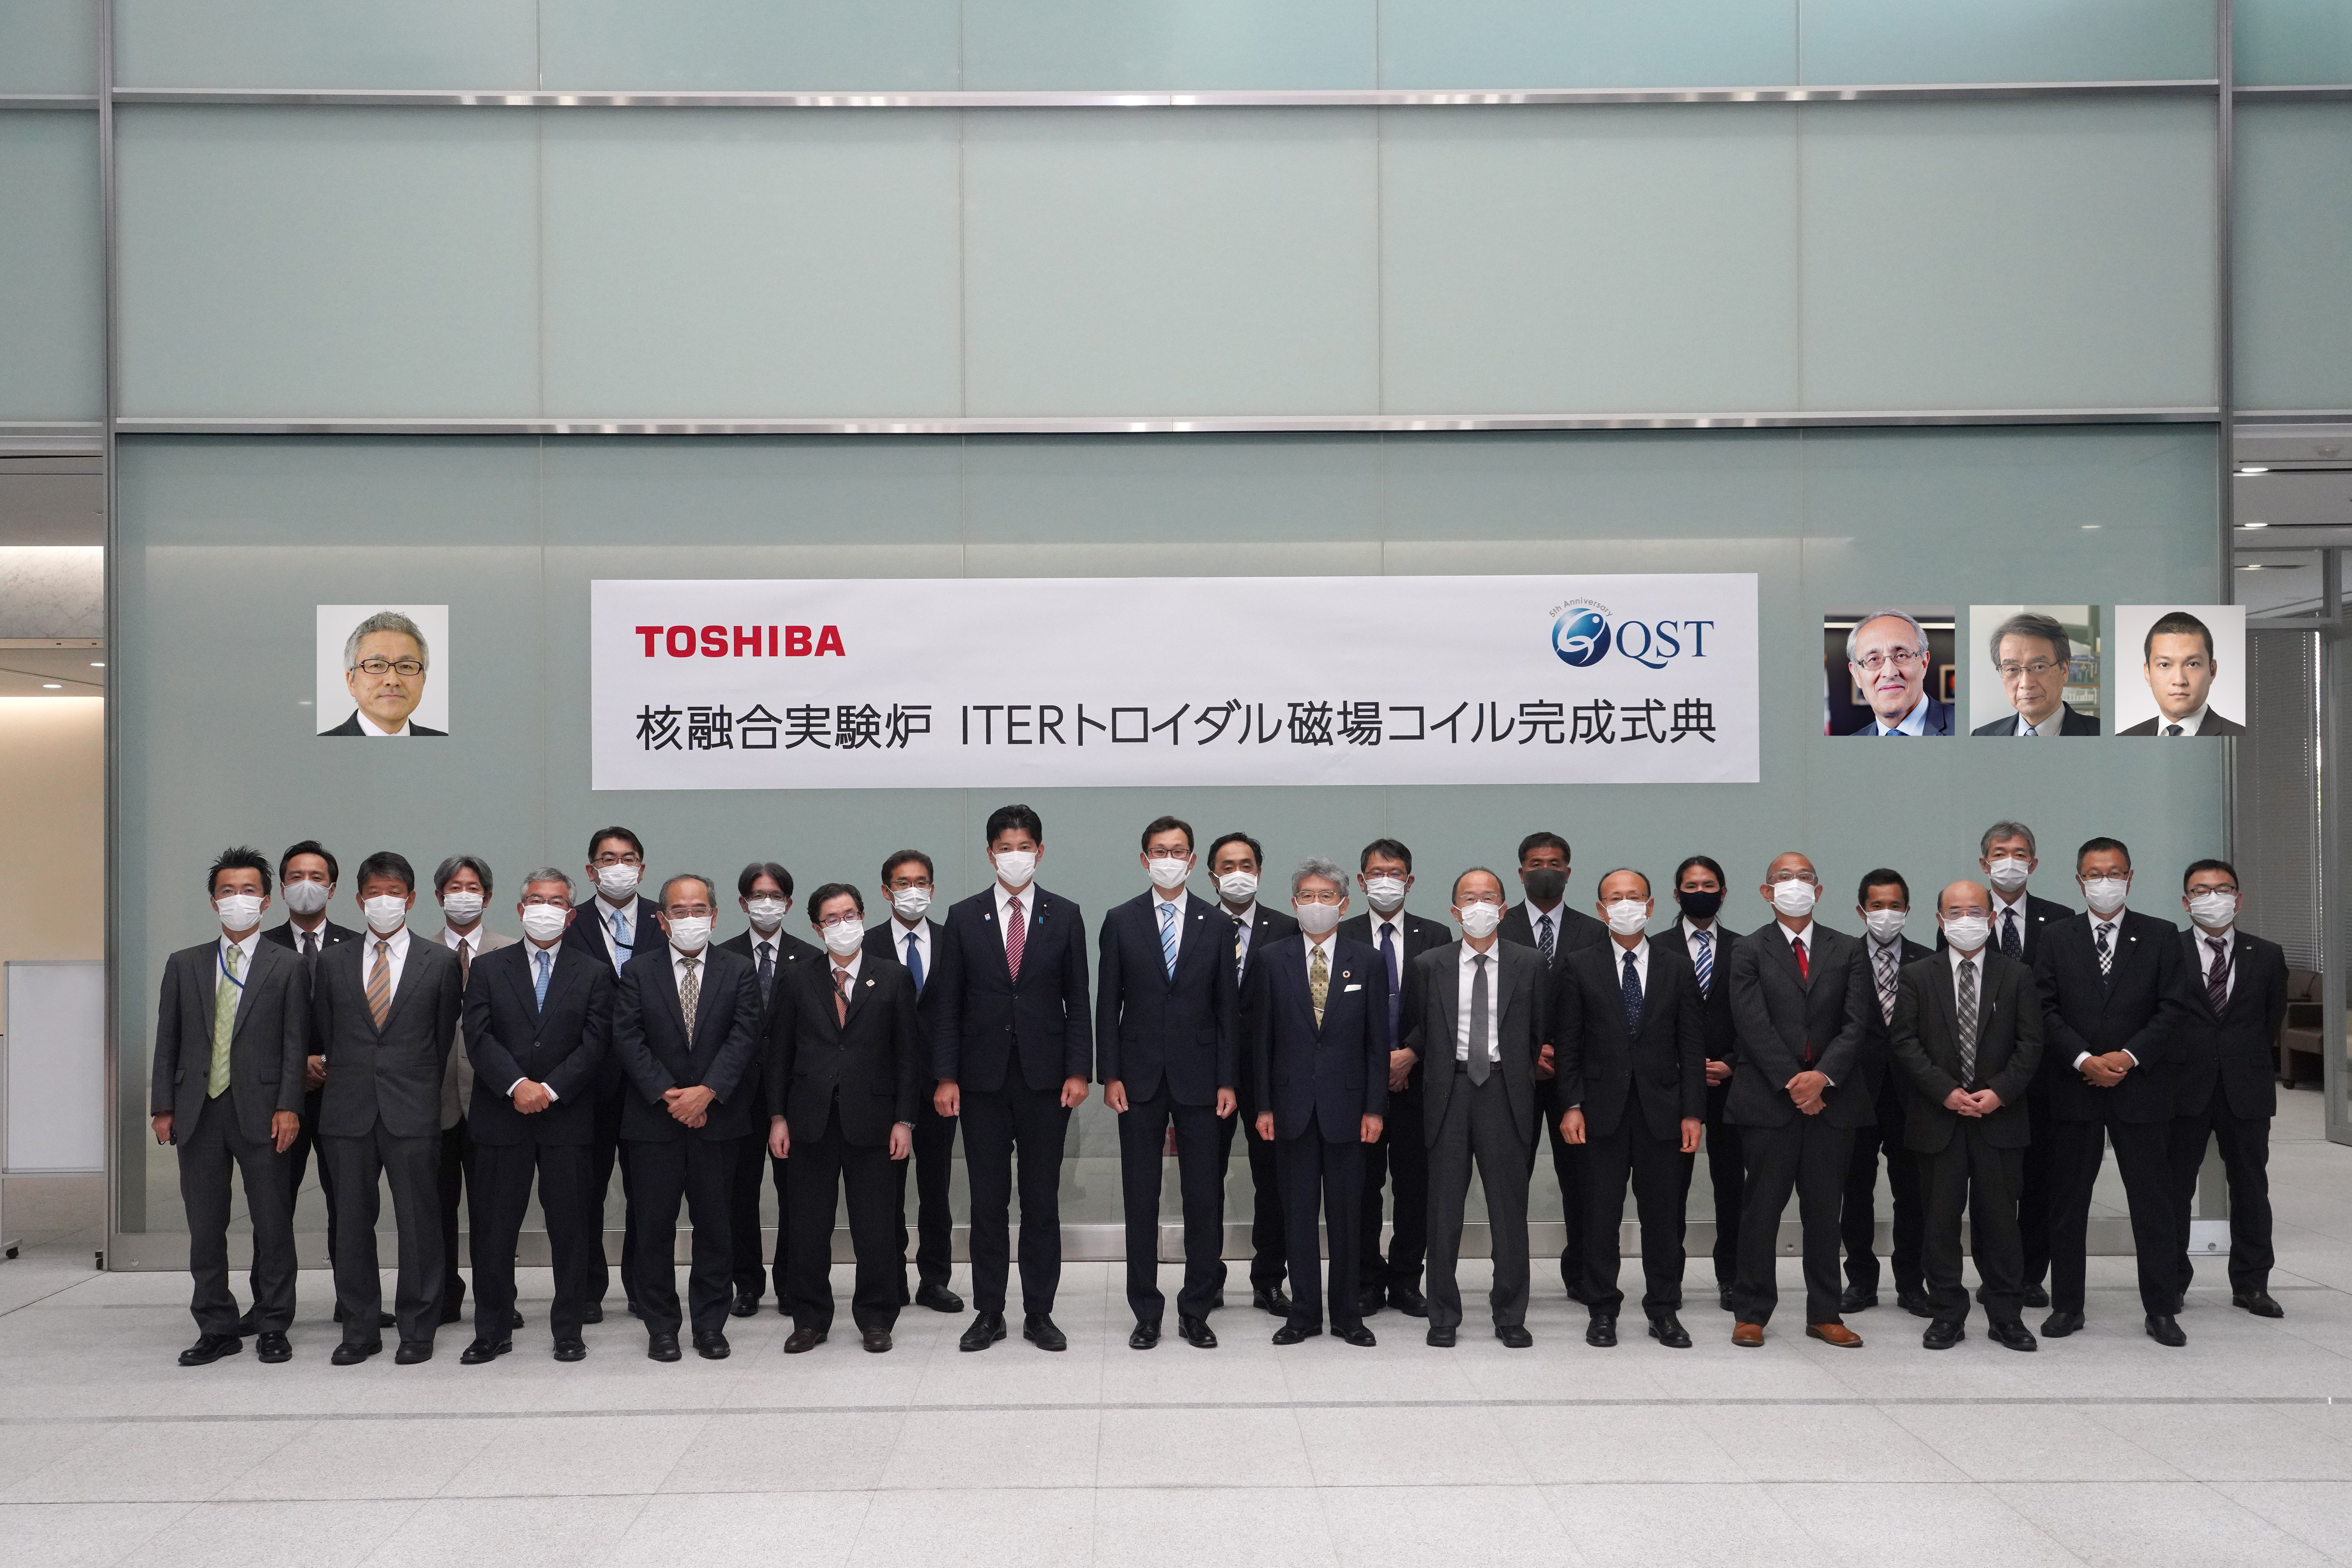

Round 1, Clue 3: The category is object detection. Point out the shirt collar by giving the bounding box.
[1777,918,1811,945]
[2158,703,2209,735]
[1681,916,1715,943]
[1884,692,1931,734]
[1608,936,1649,963]
[2196,924,2235,947]
[1947,942,1987,973]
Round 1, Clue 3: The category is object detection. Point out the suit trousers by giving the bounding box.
[1840,1078,1925,1296]
[1687,1104,1744,1288]
[470,1141,596,1342]
[961,1080,1070,1316]
[2045,1116,2178,1316]
[1584,1110,1689,1318]
[1540,1107,1590,1296]
[626,1135,743,1338]
[1220,1109,1287,1292]
[896,1097,958,1298]
[323,1122,445,1346]
[2018,1093,2054,1290]
[1277,1130,1366,1334]
[2166,1108,2274,1295]
[1117,1092,1225,1324]
[1920,1127,2026,1326]
[786,1109,904,1334]
[436,1116,472,1319]
[1731,1116,1855,1326]
[179,1092,298,1337]
[1357,1077,1428,1297]
[726,1138,790,1304]
[1423,1071,1533,1331]
[271,1084,337,1306]
[590,1083,644,1309]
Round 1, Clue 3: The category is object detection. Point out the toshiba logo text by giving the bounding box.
[634,624,846,658]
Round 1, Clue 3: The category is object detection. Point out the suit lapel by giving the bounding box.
[228,940,276,1041]
[1493,940,1519,1021]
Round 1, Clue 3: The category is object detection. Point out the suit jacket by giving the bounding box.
[150,937,309,1144]
[2119,710,2247,737]
[1970,703,2100,737]
[611,942,764,1142]
[766,955,924,1147]
[1248,932,1389,1142]
[2031,909,2192,1125]
[864,917,954,1088]
[461,939,612,1145]
[1228,902,1300,1121]
[1851,696,1956,736]
[1937,891,2074,971]
[1339,909,1452,1097]
[1858,935,1936,1104]
[1402,939,1548,1146]
[438,926,516,1129]
[719,925,824,1119]
[1554,938,1707,1141]
[262,917,358,965]
[321,711,446,736]
[1724,919,1878,1130]
[1652,920,1739,1065]
[564,893,666,975]
[1096,892,1240,1106]
[1889,949,2043,1153]
[931,886,1093,1094]
[1498,900,1608,965]
[312,930,465,1140]
[2174,927,2289,1121]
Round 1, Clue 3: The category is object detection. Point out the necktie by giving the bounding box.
[2001,909,2021,960]
[366,939,393,1028]
[1875,943,1899,1026]
[1309,943,1328,1027]
[2206,936,2230,1013]
[1956,957,1979,1085]
[1380,925,1400,1043]
[458,936,472,989]
[1536,913,1554,965]
[756,941,774,996]
[679,956,700,1037]
[1792,935,1809,984]
[1693,929,1713,996]
[1159,900,1178,981]
[301,929,319,977]
[610,910,631,974]
[905,932,925,995]
[533,948,551,1009]
[2095,922,2113,978]
[1621,949,1644,1037]
[1233,919,1250,983]
[1005,897,1026,981]
[833,964,850,1025]
[1467,953,1490,1085]
[2165,723,2184,736]
[209,945,241,1097]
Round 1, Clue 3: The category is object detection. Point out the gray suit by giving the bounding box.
[150,935,309,1337]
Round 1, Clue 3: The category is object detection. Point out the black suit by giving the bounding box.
[312,929,464,1345]
[1725,919,1876,1326]
[320,711,446,736]
[1890,949,2043,1326]
[2032,910,2193,1317]
[1970,703,2101,736]
[718,925,823,1308]
[612,942,763,1338]
[2169,926,2289,1298]
[1098,891,1240,1325]
[2119,710,2246,736]
[1499,900,1607,1299]
[462,939,611,1343]
[1338,909,1450,1304]
[566,892,665,1311]
[151,936,309,1338]
[933,885,1092,1316]
[1842,934,1935,1301]
[262,917,355,1286]
[1221,901,1301,1296]
[1654,920,1742,1291]
[768,955,923,1333]
[865,918,960,1302]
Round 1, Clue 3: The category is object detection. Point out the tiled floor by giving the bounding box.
[5,1098,2350,1566]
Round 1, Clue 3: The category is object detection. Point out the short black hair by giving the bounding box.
[737,861,793,899]
[355,850,415,894]
[279,839,337,883]
[1673,854,1725,889]
[807,882,866,921]
[1359,837,1413,873]
[208,846,273,897]
[2077,836,2132,872]
[1858,868,1909,906]
[1142,815,1195,853]
[985,803,1043,845]
[881,850,934,885]
[1207,831,1263,870]
[2143,610,2216,663]
[433,854,494,897]
[2183,858,2239,889]
[587,825,645,861]
[1516,831,1571,864]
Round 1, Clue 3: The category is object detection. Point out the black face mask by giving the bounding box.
[1676,887,1725,922]
[1522,868,1568,905]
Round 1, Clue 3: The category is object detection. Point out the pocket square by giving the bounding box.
[1343,983,1362,992]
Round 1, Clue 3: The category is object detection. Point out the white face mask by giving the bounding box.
[1217,871,1259,905]
[745,897,788,934]
[666,915,713,953]
[1985,857,2032,894]
[1294,901,1343,937]
[363,895,409,935]
[1147,857,1191,892]
[2187,891,2238,932]
[1456,901,1503,940]
[1863,908,1908,943]
[1605,900,1651,937]
[890,886,933,922]
[1942,915,1991,952]
[821,920,865,958]
[439,890,484,924]
[2082,877,2129,918]
[596,864,642,900]
[1771,880,1819,919]
[1363,876,1407,914]
[519,904,569,944]
[992,850,1037,889]
[282,880,330,916]
[215,893,264,932]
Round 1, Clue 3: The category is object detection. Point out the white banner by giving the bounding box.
[591,574,1759,790]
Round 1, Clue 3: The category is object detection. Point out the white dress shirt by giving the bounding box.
[217,929,261,984]
[515,939,563,1099]
[993,881,1035,956]
[2195,924,2236,1005]
[1991,887,2031,954]
[827,948,863,996]
[1301,926,1338,985]
[1679,916,1719,993]
[1523,900,1564,953]
[362,924,412,996]
[671,941,712,996]
[441,924,486,963]
[1367,909,1408,962]
[1608,935,1651,998]
[2075,914,2139,1068]
[2156,703,2210,737]
[595,896,638,969]
[888,916,932,977]
[1455,940,1505,1063]
[355,710,411,737]
[1151,887,1187,963]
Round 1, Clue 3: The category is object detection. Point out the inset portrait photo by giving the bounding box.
[2112,604,2247,737]
[1967,606,2100,737]
[1824,605,1955,736]
[316,604,448,737]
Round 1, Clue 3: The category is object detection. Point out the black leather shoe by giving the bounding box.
[1355,1290,1384,1318]
[255,1331,292,1363]
[459,1338,512,1365]
[1388,1284,1428,1318]
[1129,1321,1161,1350]
[1921,1318,1964,1350]
[2023,1284,2050,1309]
[510,1309,526,1329]
[730,1292,760,1319]
[1495,1324,1534,1349]
[1252,1286,1292,1316]
[330,1339,382,1366]
[2234,1289,2285,1318]
[959,1311,1007,1352]
[646,1333,682,1362]
[1646,1313,1691,1349]
[1897,1290,1937,1320]
[916,1282,965,1313]
[1585,1316,1619,1348]
[394,1339,434,1365]
[2144,1313,2186,1347]
[178,1334,242,1367]
[693,1331,730,1360]
[1838,1285,1878,1313]
[1177,1315,1217,1348]
[783,1326,827,1354]
[2040,1311,2085,1338]
[1987,1320,2038,1352]
[861,1327,892,1353]
[580,1303,604,1324]
[1339,1325,1377,1347]
[1718,1288,1736,1313]
[553,1338,587,1362]
[1023,1314,1067,1351]
[1425,1324,1456,1348]
[1272,1322,1322,1345]
[378,1312,398,1330]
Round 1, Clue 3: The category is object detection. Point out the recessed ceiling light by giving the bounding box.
[2240,521,2271,529]
[2081,524,2101,530]
[90,661,104,668]
[41,683,62,689]
[2237,465,2271,474]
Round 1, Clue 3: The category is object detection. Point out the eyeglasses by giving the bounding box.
[666,904,714,919]
[591,852,644,866]
[1296,891,1345,905]
[887,877,933,890]
[1851,649,1926,673]
[519,894,569,907]
[2187,885,2239,898]
[1766,871,1819,885]
[819,914,864,930]
[350,658,425,678]
[1998,660,2062,680]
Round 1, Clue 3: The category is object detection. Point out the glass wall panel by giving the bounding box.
[0,0,97,94]
[115,0,539,90]
[1796,0,2214,87]
[1377,0,1795,90]
[963,0,1373,90]
[0,111,103,421]
[2235,102,2352,413]
[2236,0,2352,86]
[539,0,961,92]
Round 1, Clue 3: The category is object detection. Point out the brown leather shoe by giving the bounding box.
[1807,1321,1864,1348]
[1731,1321,1765,1348]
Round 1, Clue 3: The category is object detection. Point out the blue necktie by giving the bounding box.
[1692,929,1713,996]
[533,948,551,1008]
[1158,901,1178,981]
[756,941,774,996]
[2001,908,2022,960]
[1621,949,1644,1035]
[1380,925,1400,1042]
[609,910,630,974]
[905,931,925,995]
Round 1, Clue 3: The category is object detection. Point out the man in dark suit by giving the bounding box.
[1556,870,1706,1349]
[151,848,308,1366]
[565,825,663,1322]
[931,804,1094,1352]
[2171,859,2292,1318]
[1405,869,1547,1347]
[768,885,923,1353]
[1970,611,2101,736]
[2119,610,2247,735]
[1656,854,1742,1312]
[1845,609,1955,735]
[2032,836,2194,1345]
[429,853,510,1329]
[716,860,819,1319]
[1209,830,1300,1315]
[1725,851,1877,1347]
[1099,816,1239,1349]
[319,610,446,735]
[1340,837,1447,1319]
[1841,869,1934,1317]
[459,869,612,1363]
[866,849,965,1315]
[313,850,465,1364]
[1888,881,2044,1351]
[1250,857,1388,1346]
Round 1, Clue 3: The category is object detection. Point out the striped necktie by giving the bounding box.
[1004,897,1026,980]
[366,939,393,1028]
[1874,942,1899,1025]
[1159,900,1178,980]
[1956,958,1979,1085]
[2205,936,2230,1013]
[1536,912,1554,965]
[2094,922,2114,978]
[533,947,552,1009]
[209,945,241,1097]
[1692,929,1713,996]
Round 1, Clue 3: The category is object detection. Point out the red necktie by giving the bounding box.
[1793,936,1809,983]
[1005,897,1027,981]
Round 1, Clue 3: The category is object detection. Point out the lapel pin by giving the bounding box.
[1341,970,1351,980]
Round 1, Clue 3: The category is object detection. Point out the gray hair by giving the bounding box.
[1988,611,2070,672]
[1979,821,2037,858]
[1291,856,1350,901]
[433,853,494,897]
[518,866,574,898]
[343,609,429,671]
[658,872,716,909]
[1844,609,1929,666]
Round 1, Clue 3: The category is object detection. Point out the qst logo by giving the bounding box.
[1552,608,1612,667]
[1549,601,1715,670]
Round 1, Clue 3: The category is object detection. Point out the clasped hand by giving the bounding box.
[663,1084,714,1127]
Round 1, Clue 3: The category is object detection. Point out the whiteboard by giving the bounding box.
[4,962,105,1173]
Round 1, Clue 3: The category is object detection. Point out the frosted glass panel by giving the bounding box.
[2235,103,2352,412]
[539,0,961,91]
[541,112,962,418]
[1797,0,2214,86]
[1378,0,1795,89]
[962,109,1379,417]
[1800,100,2215,411]
[2236,0,2352,86]
[964,0,1373,89]
[0,112,102,420]
[117,108,540,418]
[1381,105,1799,415]
[115,0,537,89]
[0,0,97,93]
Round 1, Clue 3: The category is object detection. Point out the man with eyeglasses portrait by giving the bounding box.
[323,609,444,736]
[1971,611,2099,737]
[1843,609,1953,737]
